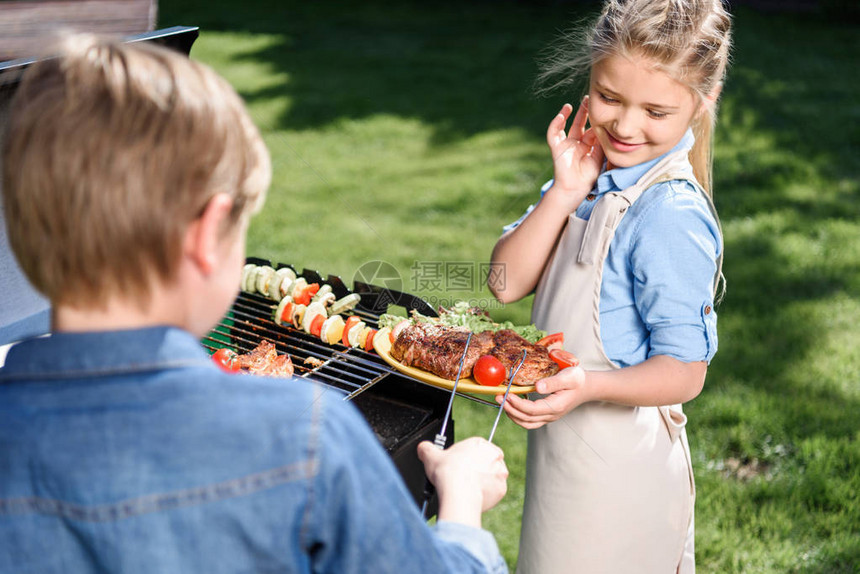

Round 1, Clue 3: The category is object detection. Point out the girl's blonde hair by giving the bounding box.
[537,0,732,196]
[2,34,271,309]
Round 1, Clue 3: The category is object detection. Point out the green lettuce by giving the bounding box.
[379,301,546,343]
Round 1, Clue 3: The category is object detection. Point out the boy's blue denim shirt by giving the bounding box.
[0,326,506,573]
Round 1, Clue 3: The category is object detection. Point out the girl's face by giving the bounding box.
[588,53,701,171]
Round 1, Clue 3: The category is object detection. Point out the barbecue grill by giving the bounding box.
[202,257,457,515]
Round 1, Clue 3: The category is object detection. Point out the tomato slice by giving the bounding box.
[342,316,361,346]
[364,328,377,352]
[309,314,325,338]
[473,354,506,386]
[296,283,321,305]
[293,290,310,306]
[212,348,240,373]
[537,332,565,351]
[549,348,580,369]
[279,301,294,325]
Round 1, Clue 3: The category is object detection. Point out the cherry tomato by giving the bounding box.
[549,348,580,369]
[537,332,565,351]
[342,316,362,346]
[473,354,506,386]
[212,348,240,373]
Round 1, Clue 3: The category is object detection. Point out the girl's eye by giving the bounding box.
[598,92,618,104]
[648,109,668,119]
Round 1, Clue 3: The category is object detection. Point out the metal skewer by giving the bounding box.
[420,331,473,519]
[488,349,526,443]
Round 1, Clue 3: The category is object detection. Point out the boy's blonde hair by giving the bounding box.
[2,34,271,308]
[538,0,732,195]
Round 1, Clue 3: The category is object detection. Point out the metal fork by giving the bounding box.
[488,349,526,443]
[420,332,473,518]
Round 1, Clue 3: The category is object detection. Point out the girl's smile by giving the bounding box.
[587,54,700,171]
[603,130,645,153]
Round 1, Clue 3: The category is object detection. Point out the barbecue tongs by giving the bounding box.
[419,338,527,519]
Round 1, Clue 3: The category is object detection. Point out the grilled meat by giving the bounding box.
[490,329,558,385]
[390,322,494,380]
[238,340,294,378]
[390,323,559,385]
[263,353,295,378]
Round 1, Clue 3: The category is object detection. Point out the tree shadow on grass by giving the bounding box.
[714,9,859,222]
[162,0,597,145]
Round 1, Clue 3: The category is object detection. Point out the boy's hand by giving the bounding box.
[418,437,508,524]
[498,365,588,429]
[546,97,604,209]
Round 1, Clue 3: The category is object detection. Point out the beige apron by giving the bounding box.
[517,150,719,574]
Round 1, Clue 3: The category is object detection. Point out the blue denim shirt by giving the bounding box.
[504,130,721,367]
[0,327,506,573]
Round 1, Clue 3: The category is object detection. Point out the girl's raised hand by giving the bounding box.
[546,97,604,207]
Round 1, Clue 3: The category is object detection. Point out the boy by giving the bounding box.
[0,35,507,573]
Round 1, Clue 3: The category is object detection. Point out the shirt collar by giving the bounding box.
[0,326,211,380]
[596,128,696,194]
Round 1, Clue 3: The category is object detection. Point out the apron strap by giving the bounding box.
[577,192,630,265]
[578,150,691,266]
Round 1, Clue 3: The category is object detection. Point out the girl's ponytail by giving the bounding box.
[691,105,715,197]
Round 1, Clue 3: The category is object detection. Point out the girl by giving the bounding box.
[488,1,732,572]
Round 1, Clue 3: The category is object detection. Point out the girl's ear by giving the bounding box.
[184,193,235,275]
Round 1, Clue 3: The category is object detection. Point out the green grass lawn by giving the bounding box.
[159,1,860,571]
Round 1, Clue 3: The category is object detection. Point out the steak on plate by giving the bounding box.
[390,322,494,380]
[490,329,558,385]
[390,323,559,385]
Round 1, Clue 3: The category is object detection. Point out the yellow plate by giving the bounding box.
[374,327,536,395]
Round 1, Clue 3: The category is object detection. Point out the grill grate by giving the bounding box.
[204,257,437,391]
[202,275,409,399]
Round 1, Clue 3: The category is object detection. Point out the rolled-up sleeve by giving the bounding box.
[434,521,508,574]
[630,184,721,364]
